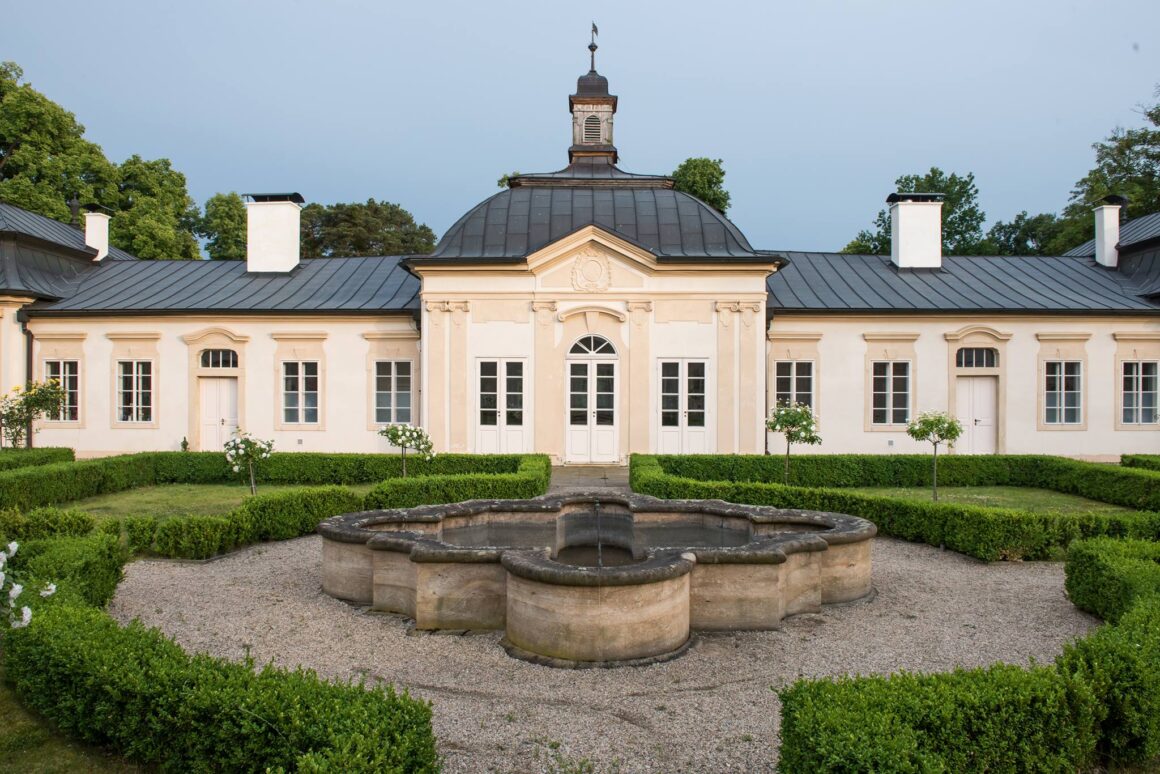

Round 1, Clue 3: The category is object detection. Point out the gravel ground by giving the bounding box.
[109,537,1098,773]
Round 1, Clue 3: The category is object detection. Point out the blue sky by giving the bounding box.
[6,0,1160,251]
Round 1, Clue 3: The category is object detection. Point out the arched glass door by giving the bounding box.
[566,335,618,463]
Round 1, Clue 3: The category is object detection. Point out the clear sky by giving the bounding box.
[5,0,1160,252]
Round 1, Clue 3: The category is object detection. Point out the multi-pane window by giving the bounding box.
[1122,361,1158,425]
[375,361,412,424]
[44,360,79,421]
[479,360,523,427]
[1044,361,1082,425]
[774,361,814,407]
[200,349,238,368]
[956,347,998,368]
[871,361,909,425]
[117,361,153,423]
[282,361,319,424]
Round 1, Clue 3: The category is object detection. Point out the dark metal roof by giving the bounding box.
[574,69,611,98]
[0,202,138,261]
[1064,211,1160,257]
[767,252,1160,314]
[27,256,420,316]
[510,160,673,187]
[0,240,93,299]
[429,186,760,260]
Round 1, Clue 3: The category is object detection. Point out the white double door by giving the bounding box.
[658,359,710,454]
[955,376,997,454]
[476,359,528,453]
[566,359,618,463]
[199,377,239,451]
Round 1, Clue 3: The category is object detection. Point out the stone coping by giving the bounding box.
[317,489,876,578]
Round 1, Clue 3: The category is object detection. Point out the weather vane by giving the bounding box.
[589,22,599,70]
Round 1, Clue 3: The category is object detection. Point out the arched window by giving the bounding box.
[200,348,238,368]
[583,115,601,143]
[569,335,616,356]
[956,347,998,368]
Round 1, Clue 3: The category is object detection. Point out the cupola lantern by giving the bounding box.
[569,30,618,164]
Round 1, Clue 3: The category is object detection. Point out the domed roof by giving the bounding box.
[575,69,610,98]
[427,183,763,261]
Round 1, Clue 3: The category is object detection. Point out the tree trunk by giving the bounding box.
[248,459,257,496]
[401,446,408,478]
[932,443,939,502]
[784,441,791,485]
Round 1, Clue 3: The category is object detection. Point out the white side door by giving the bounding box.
[658,359,710,454]
[199,378,238,451]
[955,376,997,455]
[566,360,618,463]
[476,360,527,454]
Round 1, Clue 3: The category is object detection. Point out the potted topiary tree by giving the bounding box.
[906,410,963,502]
[765,401,822,485]
[379,424,435,477]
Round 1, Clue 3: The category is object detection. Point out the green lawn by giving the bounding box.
[0,673,140,773]
[67,482,376,521]
[847,485,1137,515]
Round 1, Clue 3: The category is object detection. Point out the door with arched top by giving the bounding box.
[565,335,618,463]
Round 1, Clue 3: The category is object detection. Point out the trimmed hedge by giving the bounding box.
[3,604,438,772]
[1065,538,1160,624]
[0,451,534,511]
[0,507,95,541]
[1123,454,1160,473]
[632,456,1160,561]
[651,454,1160,511]
[364,454,552,509]
[154,515,233,560]
[0,447,74,471]
[9,533,126,607]
[778,664,1099,772]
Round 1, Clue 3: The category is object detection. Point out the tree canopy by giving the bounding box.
[0,61,200,259]
[842,168,986,255]
[197,192,247,260]
[300,199,436,258]
[671,157,731,213]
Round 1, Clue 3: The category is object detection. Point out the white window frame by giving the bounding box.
[1121,360,1158,425]
[282,360,320,425]
[116,360,153,424]
[44,359,80,422]
[374,360,414,425]
[773,360,814,408]
[478,359,525,430]
[871,360,910,425]
[1044,360,1083,425]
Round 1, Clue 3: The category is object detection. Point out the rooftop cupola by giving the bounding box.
[569,28,618,165]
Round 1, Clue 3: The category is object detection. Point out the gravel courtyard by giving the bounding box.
[109,536,1098,773]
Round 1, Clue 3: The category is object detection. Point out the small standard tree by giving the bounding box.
[0,380,66,448]
[379,424,435,477]
[765,401,822,485]
[224,430,274,495]
[906,411,963,502]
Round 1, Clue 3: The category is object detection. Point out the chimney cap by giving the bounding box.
[242,192,305,204]
[82,203,113,214]
[1100,194,1129,207]
[887,192,945,204]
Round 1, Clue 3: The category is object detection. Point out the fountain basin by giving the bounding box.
[318,492,876,666]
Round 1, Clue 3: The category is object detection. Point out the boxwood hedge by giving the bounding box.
[363,454,552,510]
[1123,454,1160,473]
[0,447,74,471]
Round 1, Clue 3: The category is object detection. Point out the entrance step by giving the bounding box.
[548,465,630,494]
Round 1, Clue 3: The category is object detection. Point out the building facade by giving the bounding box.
[1,57,1157,462]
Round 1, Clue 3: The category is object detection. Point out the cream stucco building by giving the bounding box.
[2,56,1157,462]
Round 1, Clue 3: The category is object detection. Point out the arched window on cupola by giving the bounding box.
[583,115,601,143]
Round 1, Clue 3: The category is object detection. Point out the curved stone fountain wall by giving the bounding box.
[318,492,876,667]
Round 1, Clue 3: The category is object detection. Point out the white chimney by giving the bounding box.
[888,192,944,269]
[244,193,304,273]
[1093,195,1126,269]
[83,210,110,261]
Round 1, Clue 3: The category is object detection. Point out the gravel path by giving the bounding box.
[109,537,1097,773]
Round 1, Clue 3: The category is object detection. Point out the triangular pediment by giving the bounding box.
[527,225,659,282]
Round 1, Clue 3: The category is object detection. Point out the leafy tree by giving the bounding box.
[0,62,118,221]
[0,380,66,448]
[671,157,731,213]
[224,430,273,495]
[905,411,963,502]
[379,424,434,477]
[300,199,436,258]
[0,62,203,260]
[982,211,1064,256]
[197,192,247,260]
[765,401,822,485]
[497,171,520,188]
[842,167,986,255]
